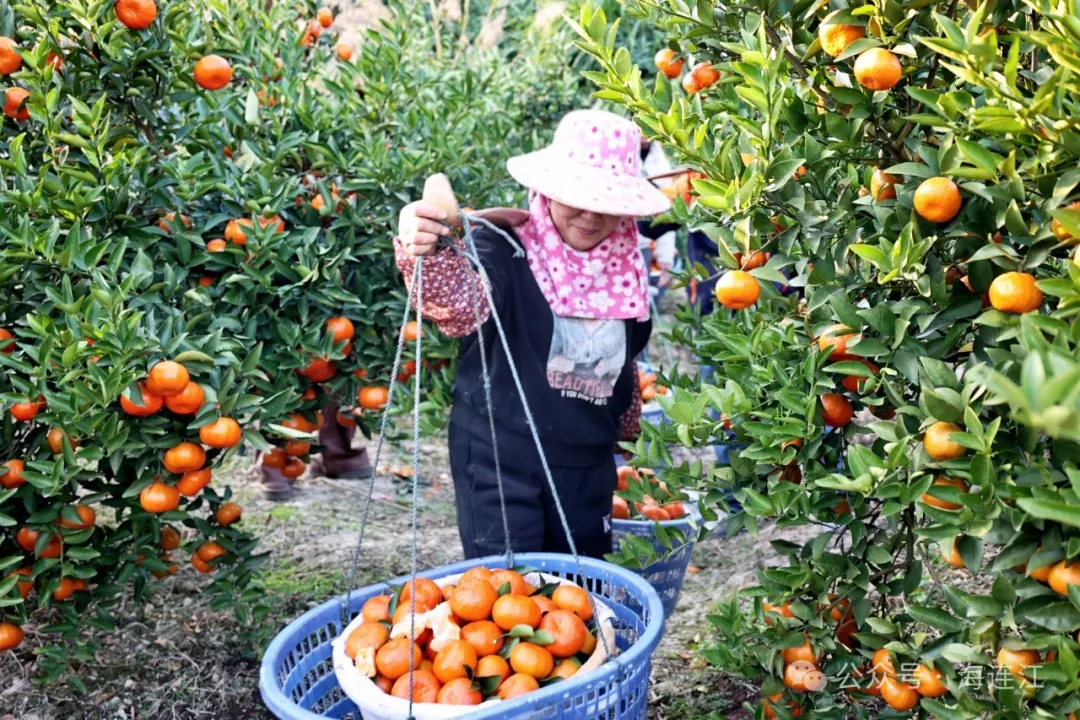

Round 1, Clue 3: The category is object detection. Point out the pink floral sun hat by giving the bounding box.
[506,110,672,217]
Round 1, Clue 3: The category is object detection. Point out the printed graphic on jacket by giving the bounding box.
[546,315,626,405]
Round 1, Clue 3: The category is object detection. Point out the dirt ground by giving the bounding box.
[2,298,825,720]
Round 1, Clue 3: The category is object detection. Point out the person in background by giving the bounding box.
[638,136,679,292]
[394,110,671,560]
[259,404,373,500]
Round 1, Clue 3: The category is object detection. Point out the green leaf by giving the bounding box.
[1016,498,1080,528]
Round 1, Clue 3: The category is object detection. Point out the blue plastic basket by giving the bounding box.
[611,510,698,620]
[260,553,665,719]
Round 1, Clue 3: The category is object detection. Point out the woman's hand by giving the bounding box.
[397,200,451,257]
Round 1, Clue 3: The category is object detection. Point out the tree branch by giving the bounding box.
[763,22,833,108]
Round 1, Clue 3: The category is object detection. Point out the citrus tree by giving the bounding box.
[575,0,1080,717]
[0,0,582,684]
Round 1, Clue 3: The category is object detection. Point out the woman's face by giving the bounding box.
[549,200,621,252]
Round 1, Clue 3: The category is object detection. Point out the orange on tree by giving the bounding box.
[4,87,30,121]
[923,421,966,461]
[115,0,157,29]
[317,7,333,27]
[460,620,504,657]
[871,648,896,677]
[816,324,858,360]
[1051,200,1080,243]
[194,55,232,90]
[284,440,310,457]
[818,21,864,57]
[10,398,40,422]
[47,428,78,454]
[879,675,919,711]
[853,48,902,91]
[921,476,968,510]
[0,37,21,75]
[121,383,163,416]
[654,48,684,79]
[59,504,96,530]
[714,270,760,310]
[282,458,306,479]
[206,238,226,253]
[163,441,206,474]
[840,360,877,393]
[299,357,336,382]
[147,361,190,397]
[1,459,24,489]
[681,61,720,94]
[262,447,288,470]
[764,692,802,719]
[164,382,205,414]
[177,468,212,496]
[196,541,226,568]
[997,647,1040,680]
[326,316,355,343]
[216,502,242,526]
[1047,561,1080,596]
[988,271,1043,314]
[52,577,87,601]
[781,636,817,665]
[403,320,422,342]
[783,660,818,692]
[336,42,354,61]
[820,393,853,428]
[8,568,33,599]
[157,212,192,234]
[199,417,242,448]
[942,538,965,568]
[161,525,181,550]
[870,168,898,201]
[437,677,482,705]
[914,177,962,223]
[0,327,13,353]
[140,481,180,513]
[912,664,947,698]
[497,672,539,700]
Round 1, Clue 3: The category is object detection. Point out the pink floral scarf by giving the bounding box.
[514,193,649,322]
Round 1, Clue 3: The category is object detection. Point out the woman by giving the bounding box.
[395,110,671,560]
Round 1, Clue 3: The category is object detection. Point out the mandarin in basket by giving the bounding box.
[552,585,593,621]
[362,595,392,623]
[345,622,390,660]
[510,642,555,679]
[437,677,483,705]
[476,654,510,683]
[492,594,542,630]
[390,669,441,702]
[539,609,588,658]
[393,596,436,624]
[400,577,442,609]
[459,567,494,585]
[549,658,581,681]
[498,673,539,700]
[581,630,597,656]
[488,569,530,596]
[374,675,393,693]
[450,579,498,622]
[432,639,478,684]
[461,620,504,657]
[375,637,423,680]
[533,594,556,614]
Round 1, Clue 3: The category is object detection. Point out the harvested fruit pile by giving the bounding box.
[637,368,668,403]
[340,567,603,706]
[612,465,688,522]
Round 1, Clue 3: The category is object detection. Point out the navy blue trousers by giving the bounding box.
[448,422,617,561]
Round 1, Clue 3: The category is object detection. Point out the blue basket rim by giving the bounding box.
[259,552,665,720]
[611,500,702,531]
